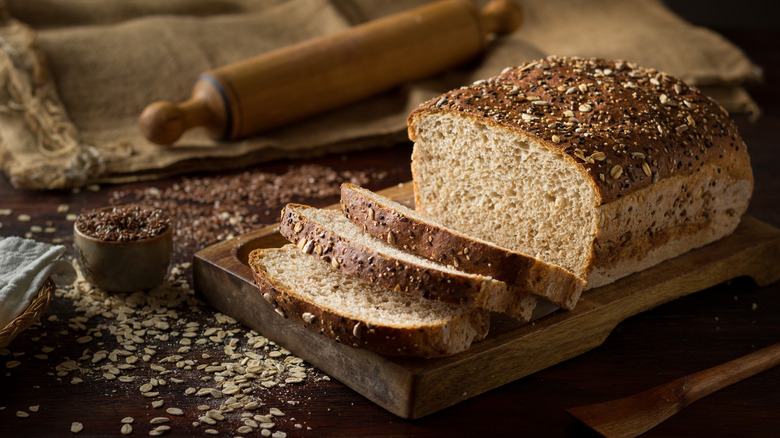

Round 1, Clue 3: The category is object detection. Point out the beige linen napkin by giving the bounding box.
[0,0,761,189]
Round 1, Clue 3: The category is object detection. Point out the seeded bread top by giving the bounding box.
[408,56,751,203]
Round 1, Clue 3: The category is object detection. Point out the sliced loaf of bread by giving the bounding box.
[340,183,586,309]
[408,56,753,289]
[279,203,537,320]
[248,245,489,357]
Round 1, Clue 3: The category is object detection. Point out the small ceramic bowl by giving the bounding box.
[73,206,173,293]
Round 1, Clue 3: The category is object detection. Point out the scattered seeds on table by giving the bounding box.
[71,422,83,433]
[8,165,367,437]
[166,407,184,416]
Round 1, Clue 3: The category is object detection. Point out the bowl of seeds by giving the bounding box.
[74,205,173,293]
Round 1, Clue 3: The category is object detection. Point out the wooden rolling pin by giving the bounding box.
[139,0,522,145]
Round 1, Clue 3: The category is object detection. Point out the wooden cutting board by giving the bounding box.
[192,182,780,419]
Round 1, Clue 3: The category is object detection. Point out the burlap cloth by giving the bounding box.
[0,0,761,190]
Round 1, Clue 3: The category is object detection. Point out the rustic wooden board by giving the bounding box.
[192,182,780,419]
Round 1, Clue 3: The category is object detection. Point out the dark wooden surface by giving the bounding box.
[2,25,779,438]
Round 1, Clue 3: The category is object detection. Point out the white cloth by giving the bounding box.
[0,236,74,328]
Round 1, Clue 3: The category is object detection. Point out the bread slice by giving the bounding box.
[248,245,490,357]
[408,56,753,289]
[279,203,537,320]
[340,183,585,309]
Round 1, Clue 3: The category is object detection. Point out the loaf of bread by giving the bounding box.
[279,203,538,320]
[340,182,585,309]
[409,56,753,289]
[248,245,489,357]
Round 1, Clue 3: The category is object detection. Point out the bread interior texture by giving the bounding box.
[411,112,752,288]
[411,112,598,278]
[255,246,475,326]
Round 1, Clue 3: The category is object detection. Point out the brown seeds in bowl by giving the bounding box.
[76,205,170,242]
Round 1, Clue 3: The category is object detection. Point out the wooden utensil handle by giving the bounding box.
[567,342,780,438]
[682,341,780,404]
[139,0,522,145]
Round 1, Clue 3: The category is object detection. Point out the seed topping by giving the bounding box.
[417,56,742,202]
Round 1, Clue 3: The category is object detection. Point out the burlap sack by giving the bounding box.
[0,0,760,189]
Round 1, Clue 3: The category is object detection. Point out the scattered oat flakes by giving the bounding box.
[71,422,83,433]
[166,407,184,416]
[199,416,217,426]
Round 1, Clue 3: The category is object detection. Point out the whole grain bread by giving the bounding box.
[279,203,538,320]
[248,245,489,357]
[340,182,585,309]
[408,56,753,289]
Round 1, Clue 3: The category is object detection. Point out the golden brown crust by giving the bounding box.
[408,56,751,205]
[248,249,490,358]
[340,183,584,309]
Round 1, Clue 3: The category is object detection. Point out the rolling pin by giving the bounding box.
[139,0,522,145]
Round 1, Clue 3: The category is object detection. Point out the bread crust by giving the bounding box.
[248,247,490,358]
[340,183,584,309]
[279,203,535,320]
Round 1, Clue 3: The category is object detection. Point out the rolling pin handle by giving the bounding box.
[139,94,225,146]
[480,0,523,36]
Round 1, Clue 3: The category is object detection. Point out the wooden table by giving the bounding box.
[2,25,779,438]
